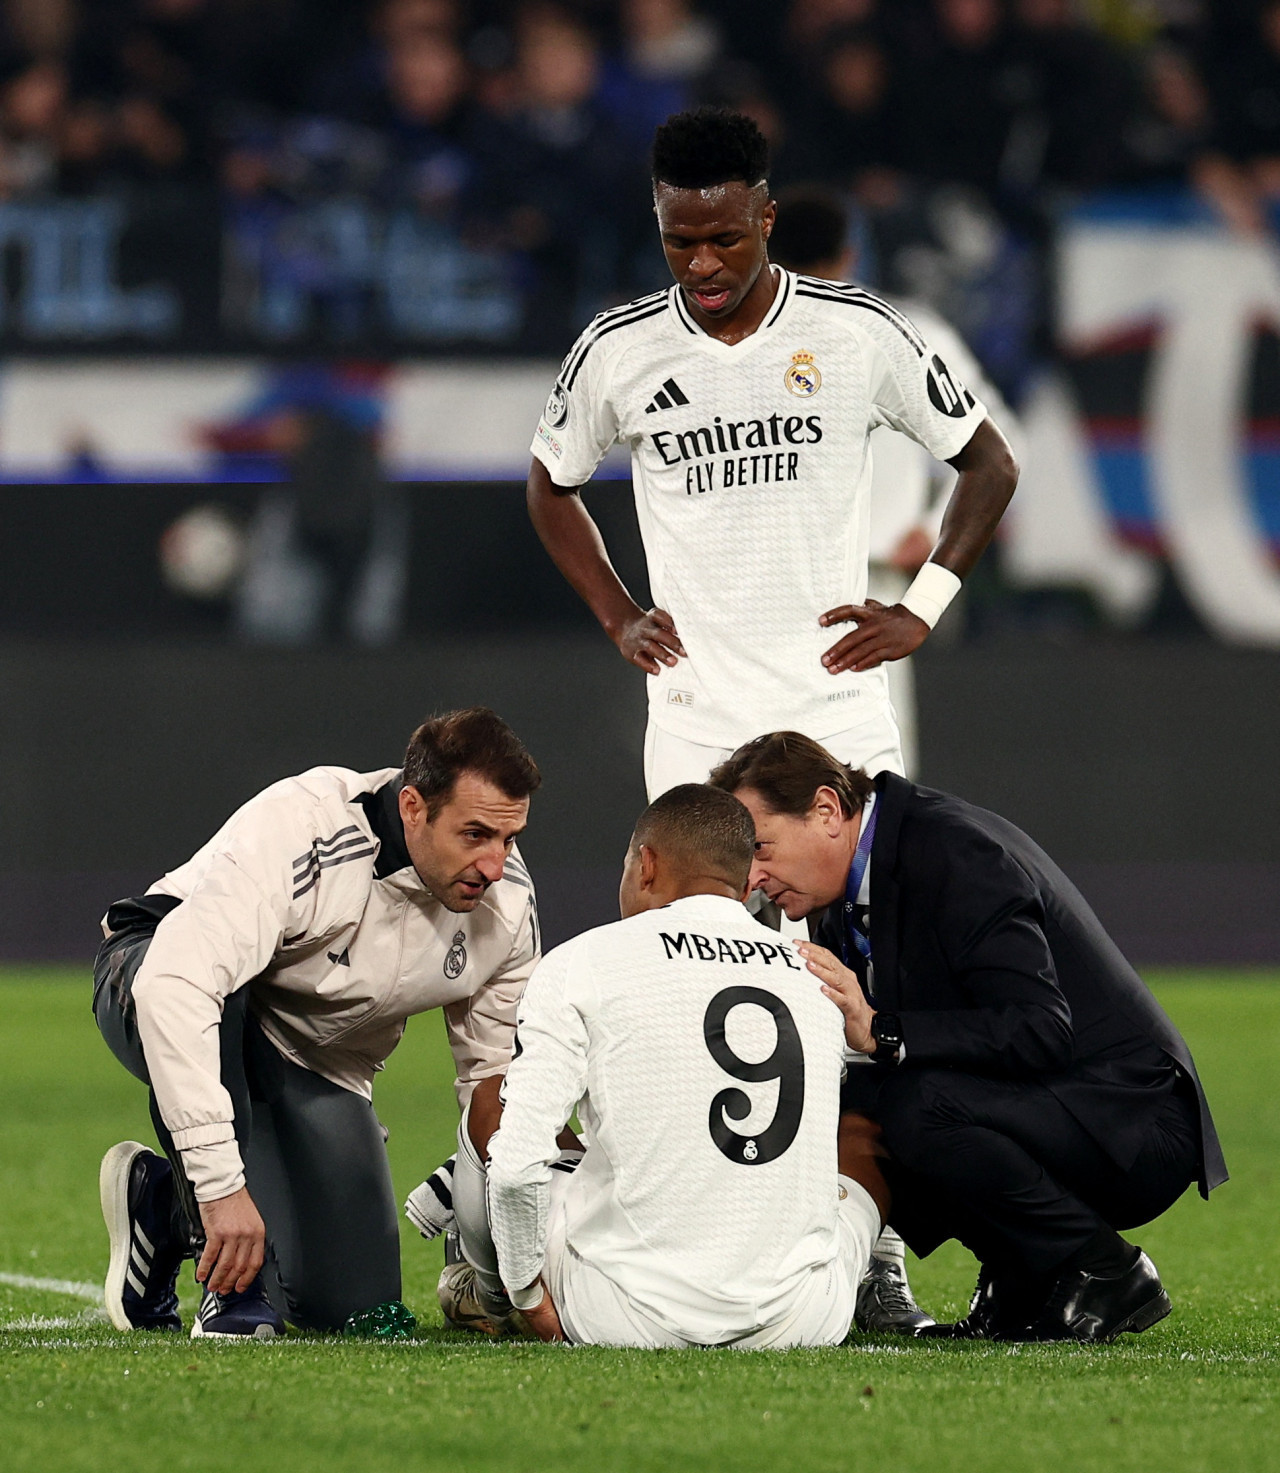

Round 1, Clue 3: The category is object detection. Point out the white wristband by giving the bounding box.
[898,562,962,630]
[509,1278,546,1312]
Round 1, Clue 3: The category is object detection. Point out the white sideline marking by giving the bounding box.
[0,1272,108,1329]
[0,1272,104,1304]
[1,1309,109,1331]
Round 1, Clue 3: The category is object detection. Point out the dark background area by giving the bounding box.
[4,626,1277,967]
[0,481,649,637]
[3,478,1277,966]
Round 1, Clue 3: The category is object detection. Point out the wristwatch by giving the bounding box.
[870,1012,904,1064]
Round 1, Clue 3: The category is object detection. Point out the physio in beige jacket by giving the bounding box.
[93,706,541,1338]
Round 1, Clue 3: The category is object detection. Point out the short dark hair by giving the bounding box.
[708,732,873,819]
[403,707,540,815]
[631,783,756,890]
[769,188,850,274]
[652,107,769,191]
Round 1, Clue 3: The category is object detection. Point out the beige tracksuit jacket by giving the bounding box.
[106,765,539,1201]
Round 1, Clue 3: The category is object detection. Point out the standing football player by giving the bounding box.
[525,108,1019,1332]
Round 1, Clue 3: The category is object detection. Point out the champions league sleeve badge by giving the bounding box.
[543,381,570,429]
[444,930,468,979]
[784,351,821,397]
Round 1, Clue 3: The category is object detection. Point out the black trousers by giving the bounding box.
[842,1064,1201,1276]
[93,898,402,1330]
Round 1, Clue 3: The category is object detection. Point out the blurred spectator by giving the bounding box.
[381,0,461,45]
[383,31,471,207]
[1121,41,1212,186]
[314,0,462,120]
[93,0,332,112]
[69,0,212,177]
[4,0,76,58]
[465,4,644,332]
[1006,0,1135,192]
[598,0,721,144]
[318,19,473,212]
[1195,0,1280,235]
[786,0,881,60]
[0,57,65,197]
[896,0,1021,203]
[780,25,906,206]
[206,363,410,646]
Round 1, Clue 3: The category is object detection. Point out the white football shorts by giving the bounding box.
[544,1170,880,1350]
[644,716,906,803]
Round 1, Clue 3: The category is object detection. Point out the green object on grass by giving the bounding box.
[343,1300,417,1341]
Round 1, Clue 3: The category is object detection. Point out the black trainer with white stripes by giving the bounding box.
[191,1277,286,1340]
[99,1140,186,1332]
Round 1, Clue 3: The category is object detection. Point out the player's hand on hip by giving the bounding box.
[797,942,877,1054]
[819,600,929,673]
[196,1186,267,1295]
[614,606,686,675]
[516,1281,565,1343]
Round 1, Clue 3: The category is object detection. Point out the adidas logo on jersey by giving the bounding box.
[644,378,690,413]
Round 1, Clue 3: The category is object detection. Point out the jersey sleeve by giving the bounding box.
[443,879,540,1109]
[529,321,621,488]
[862,303,988,464]
[131,793,336,1200]
[485,941,591,1296]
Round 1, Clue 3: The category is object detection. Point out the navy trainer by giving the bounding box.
[191,1278,285,1340]
[100,1140,185,1333]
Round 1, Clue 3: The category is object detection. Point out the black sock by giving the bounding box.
[1060,1227,1139,1278]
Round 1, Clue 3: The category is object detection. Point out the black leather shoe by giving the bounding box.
[854,1257,936,1334]
[916,1263,1045,1341]
[1028,1249,1171,1344]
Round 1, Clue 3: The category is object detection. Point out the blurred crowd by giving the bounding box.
[5,0,1280,354]
[3,0,1280,214]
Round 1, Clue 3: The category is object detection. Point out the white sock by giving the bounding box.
[452,1109,506,1299]
[403,1155,456,1240]
[871,1226,906,1271]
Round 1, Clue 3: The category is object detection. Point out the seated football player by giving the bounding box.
[438,783,890,1349]
[93,708,540,1339]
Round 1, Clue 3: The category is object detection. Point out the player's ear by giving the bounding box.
[761,196,776,240]
[639,843,659,890]
[399,784,424,830]
[812,786,844,837]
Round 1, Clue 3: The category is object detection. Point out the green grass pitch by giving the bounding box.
[1,970,1277,1473]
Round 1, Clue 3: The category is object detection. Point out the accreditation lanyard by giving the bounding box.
[840,802,879,973]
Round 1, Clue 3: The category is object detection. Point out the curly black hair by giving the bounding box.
[651,107,770,190]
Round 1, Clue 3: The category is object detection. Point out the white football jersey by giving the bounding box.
[486,893,849,1345]
[531,268,987,747]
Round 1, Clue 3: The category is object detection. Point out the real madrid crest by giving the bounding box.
[785,350,821,397]
[444,930,467,980]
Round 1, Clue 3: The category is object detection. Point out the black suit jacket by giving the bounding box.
[815,773,1227,1197]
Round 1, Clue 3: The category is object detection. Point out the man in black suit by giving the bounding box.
[710,732,1226,1343]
